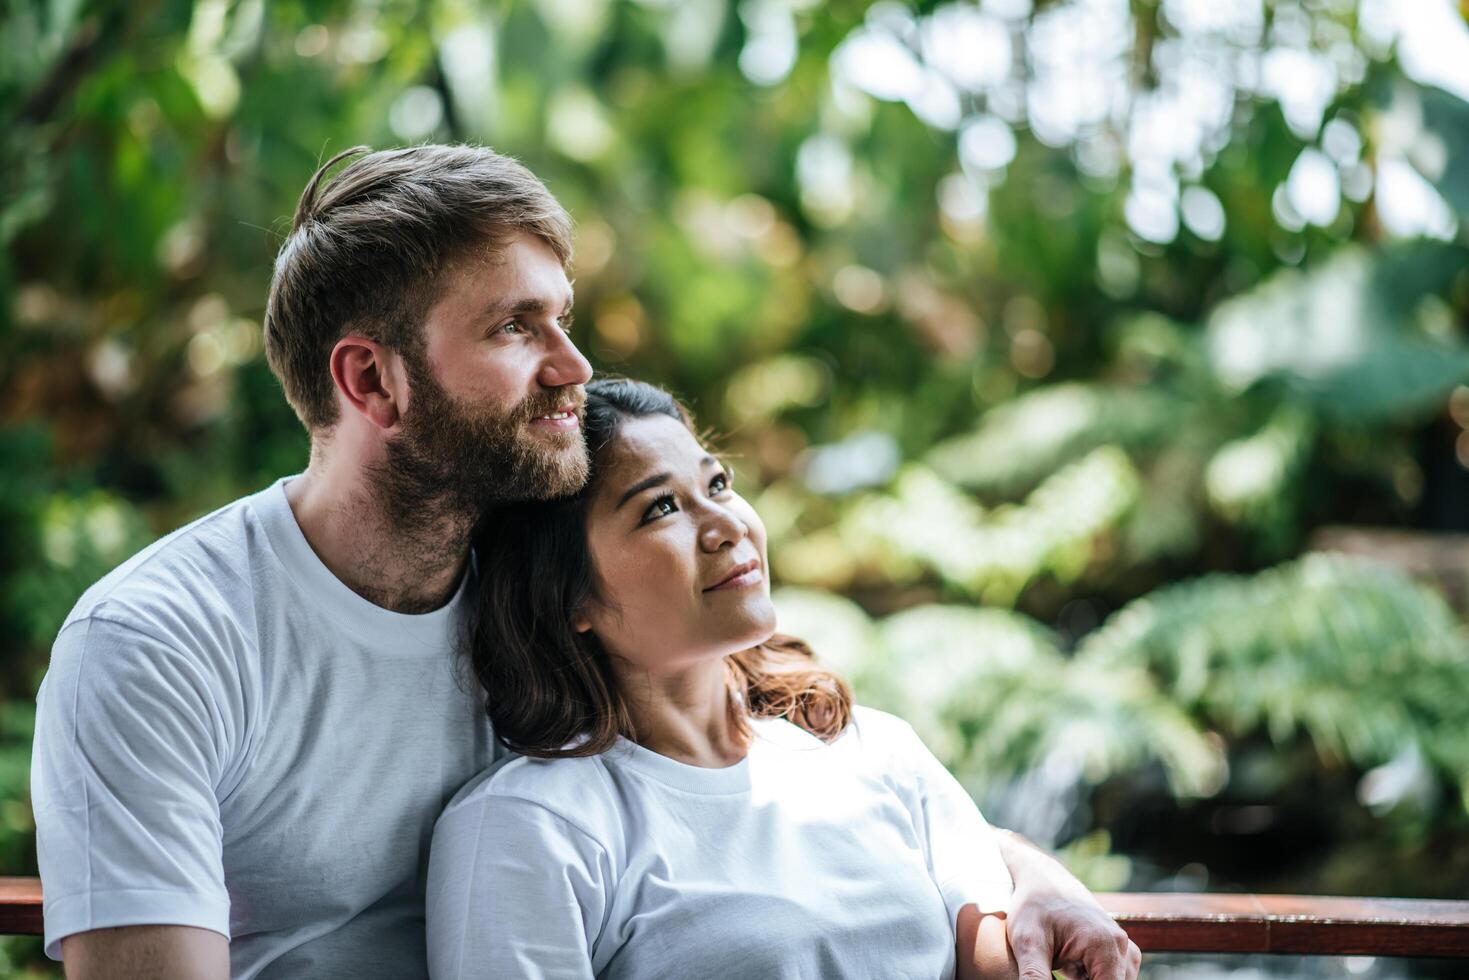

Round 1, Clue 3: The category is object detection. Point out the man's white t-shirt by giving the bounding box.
[30,476,497,979]
[426,706,1013,979]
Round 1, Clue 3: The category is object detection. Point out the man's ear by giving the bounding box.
[330,335,405,430]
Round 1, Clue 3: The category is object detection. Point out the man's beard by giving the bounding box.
[374,354,590,530]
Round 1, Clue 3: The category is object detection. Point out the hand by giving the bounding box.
[996,831,1141,980]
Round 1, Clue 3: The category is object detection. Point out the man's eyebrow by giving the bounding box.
[482,293,575,320]
[616,472,671,510]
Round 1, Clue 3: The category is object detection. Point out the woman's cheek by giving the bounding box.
[617,539,688,609]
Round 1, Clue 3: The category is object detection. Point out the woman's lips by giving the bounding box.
[705,560,762,592]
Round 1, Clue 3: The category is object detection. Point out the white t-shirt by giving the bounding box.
[30,476,498,979]
[426,706,1013,979]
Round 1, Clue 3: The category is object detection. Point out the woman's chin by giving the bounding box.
[749,622,779,649]
[740,609,780,650]
[709,610,779,657]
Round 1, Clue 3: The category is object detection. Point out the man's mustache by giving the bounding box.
[514,385,587,424]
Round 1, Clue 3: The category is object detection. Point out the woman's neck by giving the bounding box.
[614,656,746,768]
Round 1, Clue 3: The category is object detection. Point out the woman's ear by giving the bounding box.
[571,609,592,634]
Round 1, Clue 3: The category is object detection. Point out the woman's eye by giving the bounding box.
[641,495,678,524]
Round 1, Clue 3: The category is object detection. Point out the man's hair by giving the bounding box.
[263,144,574,430]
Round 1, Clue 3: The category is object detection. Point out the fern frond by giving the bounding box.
[1077,554,1469,805]
[867,605,1225,798]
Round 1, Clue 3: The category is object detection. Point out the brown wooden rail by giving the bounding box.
[0,878,41,936]
[0,878,1464,957]
[1098,892,1469,958]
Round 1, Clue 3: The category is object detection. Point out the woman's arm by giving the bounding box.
[427,792,610,980]
[956,905,1018,980]
[856,709,1136,980]
[862,712,1014,923]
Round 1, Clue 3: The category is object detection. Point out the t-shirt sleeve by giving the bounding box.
[427,792,610,980]
[858,709,1013,923]
[30,616,233,959]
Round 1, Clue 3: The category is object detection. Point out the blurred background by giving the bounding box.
[4,0,1469,975]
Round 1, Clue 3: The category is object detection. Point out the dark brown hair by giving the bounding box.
[468,378,853,758]
[263,144,574,430]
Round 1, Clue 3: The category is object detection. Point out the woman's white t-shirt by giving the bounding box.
[426,706,1013,979]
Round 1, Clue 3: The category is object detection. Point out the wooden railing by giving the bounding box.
[1098,892,1469,958]
[0,879,41,936]
[1,878,1465,957]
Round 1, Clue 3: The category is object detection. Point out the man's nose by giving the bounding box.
[539,328,593,389]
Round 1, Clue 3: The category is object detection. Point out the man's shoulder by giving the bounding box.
[59,480,287,658]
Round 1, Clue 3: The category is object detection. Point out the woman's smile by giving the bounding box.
[704,559,763,592]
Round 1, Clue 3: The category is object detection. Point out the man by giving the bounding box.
[31,144,1141,979]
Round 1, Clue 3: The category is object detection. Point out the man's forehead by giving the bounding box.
[441,240,573,316]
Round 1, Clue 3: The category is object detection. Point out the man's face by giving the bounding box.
[379,231,594,519]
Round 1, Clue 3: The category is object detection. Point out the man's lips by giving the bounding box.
[528,404,581,429]
[704,559,762,592]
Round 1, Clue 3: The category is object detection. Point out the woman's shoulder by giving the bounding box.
[838,704,922,750]
[437,751,623,847]
[830,705,942,780]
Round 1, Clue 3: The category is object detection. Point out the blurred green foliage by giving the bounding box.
[6,0,1469,972]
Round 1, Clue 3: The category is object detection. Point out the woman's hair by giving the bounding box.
[466,377,852,758]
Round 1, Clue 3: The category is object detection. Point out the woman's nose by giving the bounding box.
[700,505,748,552]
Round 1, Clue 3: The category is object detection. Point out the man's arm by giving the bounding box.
[995,830,1141,980]
[61,926,228,980]
[33,617,233,968]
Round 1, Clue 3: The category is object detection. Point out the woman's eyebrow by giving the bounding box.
[616,473,670,510]
[614,457,720,509]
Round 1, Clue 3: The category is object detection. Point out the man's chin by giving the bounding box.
[540,456,590,499]
[516,435,590,499]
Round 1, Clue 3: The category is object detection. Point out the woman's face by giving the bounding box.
[576,414,776,673]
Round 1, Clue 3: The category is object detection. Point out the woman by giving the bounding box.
[427,378,1017,979]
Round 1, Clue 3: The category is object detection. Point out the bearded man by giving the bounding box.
[30,145,1140,980]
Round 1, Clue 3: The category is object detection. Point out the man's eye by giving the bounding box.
[558,312,576,334]
[501,321,523,335]
[710,471,731,494]
[641,495,677,524]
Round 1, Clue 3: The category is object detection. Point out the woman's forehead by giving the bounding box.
[602,415,705,472]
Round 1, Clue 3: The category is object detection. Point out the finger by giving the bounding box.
[1016,957,1054,980]
[1126,940,1142,979]
[1008,925,1054,980]
[1081,936,1127,980]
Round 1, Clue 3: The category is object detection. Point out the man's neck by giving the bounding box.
[284,455,473,615]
